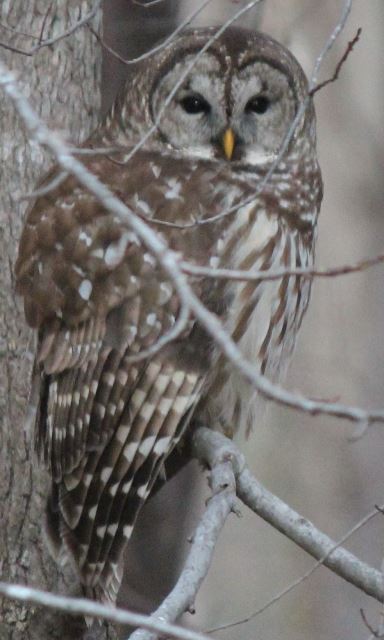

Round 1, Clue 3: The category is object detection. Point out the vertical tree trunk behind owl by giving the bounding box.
[0,3,107,638]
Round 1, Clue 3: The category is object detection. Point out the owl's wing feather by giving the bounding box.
[40,331,202,603]
[16,151,243,604]
[59,355,201,600]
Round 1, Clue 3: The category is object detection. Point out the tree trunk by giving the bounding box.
[0,2,115,638]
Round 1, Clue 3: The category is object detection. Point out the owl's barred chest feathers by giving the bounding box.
[194,162,318,438]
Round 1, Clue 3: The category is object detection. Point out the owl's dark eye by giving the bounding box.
[179,93,211,115]
[245,95,271,114]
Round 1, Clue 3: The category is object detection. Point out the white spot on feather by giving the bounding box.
[165,178,182,200]
[136,484,149,499]
[78,279,92,300]
[157,397,173,416]
[100,467,113,483]
[104,232,139,268]
[123,442,137,461]
[146,313,157,327]
[131,389,146,407]
[109,482,119,496]
[173,396,189,414]
[138,435,156,456]
[150,162,161,179]
[172,371,185,386]
[79,231,92,247]
[123,525,133,537]
[103,372,115,387]
[122,479,133,494]
[107,523,118,536]
[140,402,155,421]
[143,252,156,267]
[91,247,104,259]
[88,505,97,520]
[153,435,172,455]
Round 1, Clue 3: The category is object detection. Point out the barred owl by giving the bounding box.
[16,27,322,604]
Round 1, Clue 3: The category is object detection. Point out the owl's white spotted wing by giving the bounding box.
[47,342,201,602]
[16,151,241,603]
[16,138,320,603]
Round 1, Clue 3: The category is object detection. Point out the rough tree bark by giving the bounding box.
[0,2,109,638]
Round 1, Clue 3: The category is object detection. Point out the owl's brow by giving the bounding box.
[149,47,225,107]
[237,55,299,99]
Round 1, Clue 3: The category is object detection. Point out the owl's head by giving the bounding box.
[113,27,314,166]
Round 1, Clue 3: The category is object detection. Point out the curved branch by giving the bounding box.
[193,428,384,604]
[128,456,236,640]
[0,582,210,640]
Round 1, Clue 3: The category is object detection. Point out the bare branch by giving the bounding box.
[132,0,170,6]
[361,609,384,638]
[238,468,384,601]
[192,429,384,605]
[309,0,352,87]
[0,582,210,640]
[37,1,54,46]
[89,0,214,66]
[310,27,362,96]
[208,502,383,633]
[128,451,237,640]
[0,20,40,40]
[181,252,384,283]
[18,170,69,201]
[126,427,383,637]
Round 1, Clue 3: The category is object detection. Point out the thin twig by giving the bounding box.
[361,609,384,638]
[310,27,362,96]
[0,20,40,40]
[18,170,69,201]
[89,0,214,67]
[132,0,169,6]
[238,468,384,601]
[208,502,383,633]
[193,429,384,606]
[37,2,54,45]
[0,582,210,640]
[181,253,384,283]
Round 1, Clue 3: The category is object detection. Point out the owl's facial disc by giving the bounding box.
[230,61,297,164]
[151,54,226,159]
[151,53,297,164]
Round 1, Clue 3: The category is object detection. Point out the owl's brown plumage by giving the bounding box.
[16,27,322,604]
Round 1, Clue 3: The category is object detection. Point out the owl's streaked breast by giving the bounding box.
[199,196,315,439]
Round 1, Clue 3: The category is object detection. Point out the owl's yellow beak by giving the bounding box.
[223,128,235,160]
